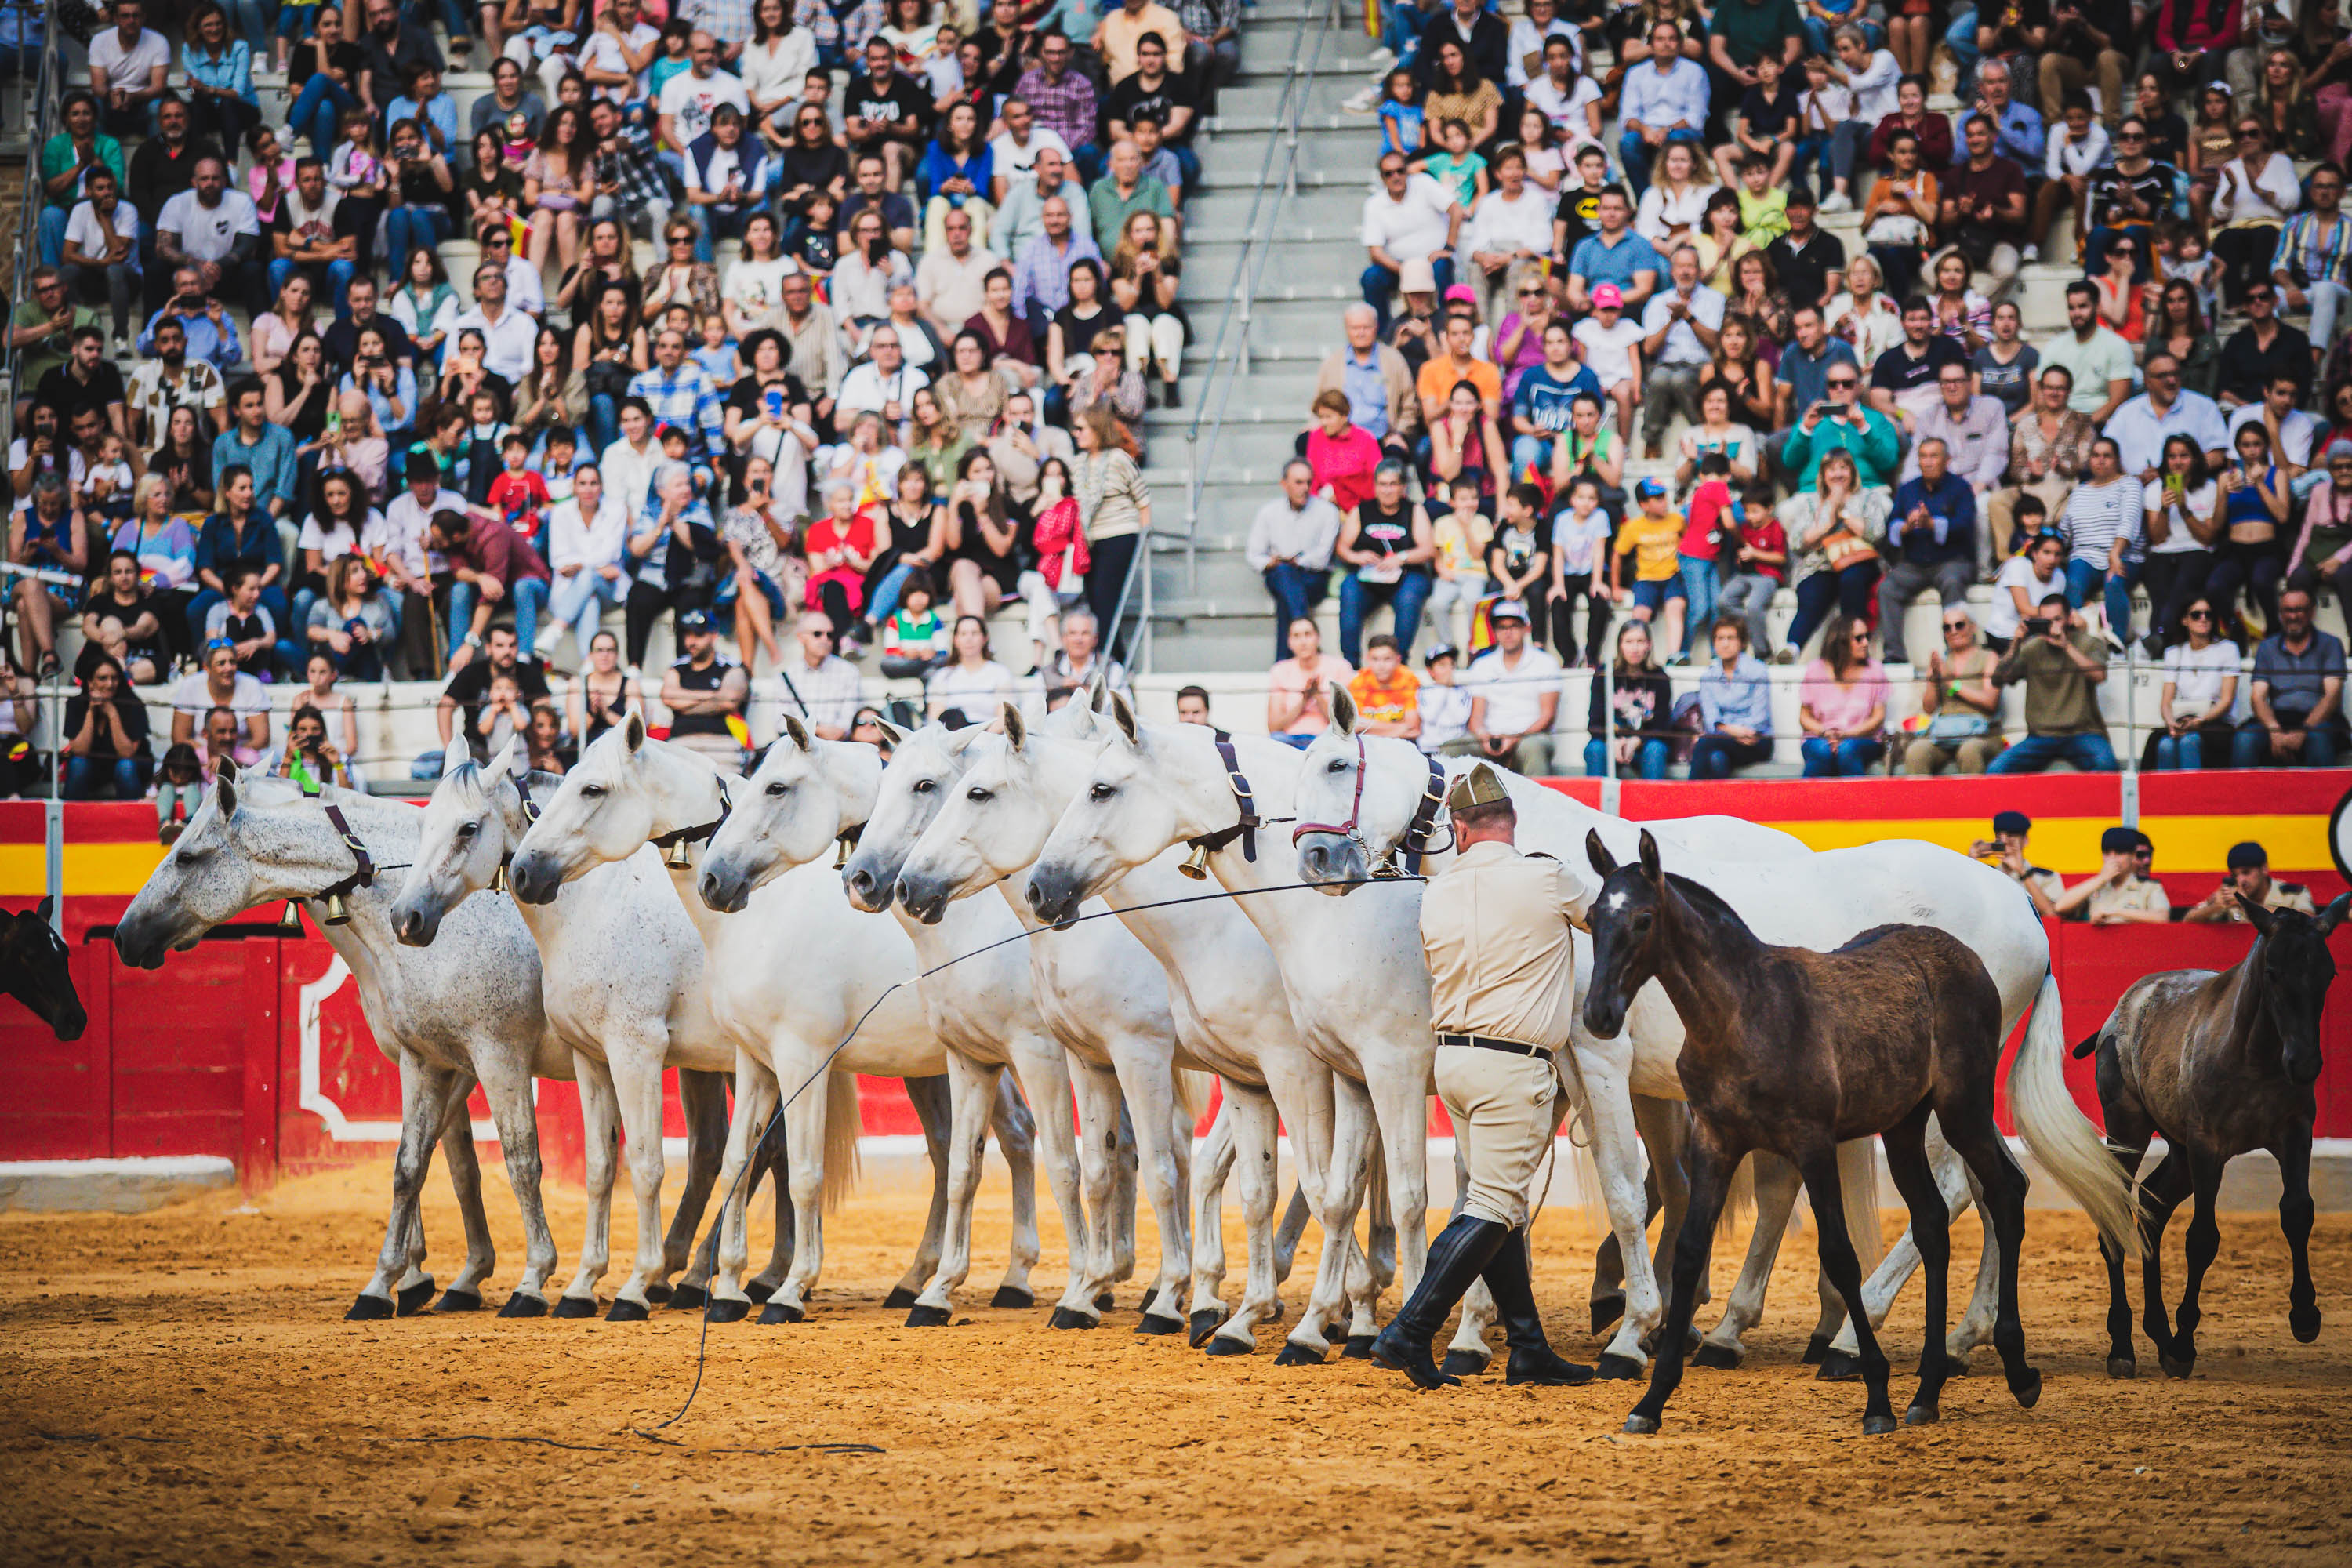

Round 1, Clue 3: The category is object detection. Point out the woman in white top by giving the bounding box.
[2212,115,2305,306]
[1821,251,1905,369]
[1632,140,1718,250]
[1984,526,2067,650]
[2151,595,2240,770]
[832,208,913,343]
[722,210,795,339]
[388,245,461,363]
[2140,432,2223,654]
[2056,434,2139,638]
[739,0,816,148]
[546,462,632,665]
[925,613,1014,721]
[1675,382,1757,486]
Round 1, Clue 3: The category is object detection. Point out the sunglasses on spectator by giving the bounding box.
[1849,633,1871,644]
[1944,618,1972,630]
[2183,608,2212,619]
[807,628,836,639]
[1826,376,1857,388]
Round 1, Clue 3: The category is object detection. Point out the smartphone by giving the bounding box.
[2020,616,2050,637]
[1809,401,1837,421]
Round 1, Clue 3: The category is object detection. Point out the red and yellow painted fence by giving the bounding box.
[3,773,2347,1186]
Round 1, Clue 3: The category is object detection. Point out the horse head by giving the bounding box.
[394,741,525,946]
[115,772,357,967]
[2240,891,2350,1087]
[1291,712,1458,893]
[699,717,879,913]
[0,899,86,1040]
[1580,828,1668,1040]
[898,704,1092,925]
[508,716,724,903]
[844,717,989,913]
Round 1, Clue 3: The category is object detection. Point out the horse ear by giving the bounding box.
[2235,890,2277,935]
[484,734,521,786]
[623,711,647,753]
[1637,829,1663,884]
[1109,689,1141,747]
[441,742,470,779]
[782,712,811,752]
[1002,702,1028,751]
[870,716,906,749]
[1090,681,1111,713]
[35,895,53,921]
[1330,683,1357,737]
[2319,893,2351,940]
[1584,829,1617,879]
[214,769,239,820]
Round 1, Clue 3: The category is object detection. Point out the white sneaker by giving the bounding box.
[1343,84,1382,114]
[1817,191,1853,214]
[2020,244,2039,263]
[1366,45,1396,68]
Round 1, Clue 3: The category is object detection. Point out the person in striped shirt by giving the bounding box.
[2270,163,2352,354]
[2054,434,2141,641]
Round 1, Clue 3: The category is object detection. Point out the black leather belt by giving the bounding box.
[1439,1032,1553,1058]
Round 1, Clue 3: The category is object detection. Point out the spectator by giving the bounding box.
[139,267,245,380]
[451,263,538,385]
[2186,839,2320,921]
[1940,114,2030,299]
[545,462,631,666]
[170,636,272,753]
[927,614,1017,724]
[1584,619,1673,779]
[1459,601,1561,774]
[2103,349,2230,487]
[1617,19,1709,195]
[1334,456,1435,666]
[1174,684,1213,724]
[2212,118,2303,310]
[1348,633,1422,741]
[433,508,554,670]
[1027,604,1133,713]
[2271,161,2352,349]
[774,609,865,739]
[1011,196,1103,345]
[1569,284,1643,448]
[1247,459,1343,662]
[1973,301,2038,421]
[1013,34,1098,175]
[1715,479,1786,660]
[1508,319,1600,474]
[1881,436,1977,667]
[60,658,154,800]
[437,622,552,760]
[1904,604,2008,773]
[1778,448,1889,661]
[1086,139,1175,260]
[2288,440,2352,595]
[203,564,297,678]
[1362,151,1461,336]
[1416,643,1473,753]
[1461,146,1555,323]
[1304,390,1385,517]
[1486,484,1553,646]
[1777,355,1898,491]
[2037,282,2136,425]
[917,207,1001,337]
[1986,597,2117,772]
[659,608,750,773]
[1690,615,1774,778]
[8,472,88,677]
[1637,245,1726,463]
[147,406,218,515]
[1106,212,1186,408]
[2205,419,2292,636]
[2228,372,2322,484]
[2053,825,2172,924]
[1425,479,1492,651]
[1797,615,1889,775]
[1564,186,1661,316]
[80,550,167,684]
[1763,187,1845,314]
[1820,252,1904,371]
[91,0,174,138]
[307,554,396,680]
[2145,595,2239,770]
[2235,587,2345,767]
[1987,366,2094,561]
[60,169,143,351]
[154,156,266,318]
[1069,403,1149,645]
[1319,304,1423,456]
[37,326,132,446]
[1632,142,1713,253]
[2133,434,2223,655]
[623,459,719,669]
[1265,617,1355,749]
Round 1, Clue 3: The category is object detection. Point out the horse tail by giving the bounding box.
[2071,1029,2104,1061]
[1175,1069,1217,1132]
[822,1070,862,1214]
[1721,1150,1755,1234]
[1835,1137,1882,1275]
[2010,971,2141,1258]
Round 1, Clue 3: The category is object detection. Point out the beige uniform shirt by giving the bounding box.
[2084,874,2169,922]
[2005,860,2064,911]
[1420,839,1578,1052]
[2215,879,2319,920]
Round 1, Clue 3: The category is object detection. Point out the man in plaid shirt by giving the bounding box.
[1014,33,1101,177]
[1178,0,1240,107]
[809,0,887,66]
[589,96,675,239]
[630,325,728,458]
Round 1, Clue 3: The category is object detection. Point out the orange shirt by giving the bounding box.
[1417,353,1503,414]
[1349,665,1421,727]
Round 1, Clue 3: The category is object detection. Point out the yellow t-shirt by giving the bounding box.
[1349,666,1421,726]
[1614,511,1683,582]
[1434,510,1494,577]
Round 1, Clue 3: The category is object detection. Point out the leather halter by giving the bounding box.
[651,775,733,856]
[1183,729,1261,865]
[1290,739,1451,877]
[293,776,385,905]
[496,772,544,881]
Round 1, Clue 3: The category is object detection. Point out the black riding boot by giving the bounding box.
[1370,1214,1509,1388]
[1483,1227,1595,1386]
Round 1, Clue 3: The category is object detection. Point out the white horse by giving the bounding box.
[695,718,1098,1327]
[880,704,1383,1356]
[1288,722,2145,1374]
[506,718,1038,1323]
[878,712,1209,1336]
[113,773,567,1319]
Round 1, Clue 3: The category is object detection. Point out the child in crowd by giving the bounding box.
[880,571,948,679]
[692,313,742,390]
[1346,633,1421,739]
[205,568,281,680]
[1484,482,1552,645]
[539,429,579,506]
[479,671,528,761]
[1733,149,1790,245]
[1414,643,1472,753]
[1610,476,1689,661]
[1377,68,1425,162]
[1547,474,1614,668]
[1131,116,1185,205]
[1678,452,1737,656]
[1570,283,1643,444]
[1794,54,1847,205]
[1412,117,1488,210]
[1428,479,1494,651]
[154,743,205,842]
[1715,480,1788,659]
[658,421,716,498]
[86,434,138,523]
[486,432,554,552]
[462,389,514,506]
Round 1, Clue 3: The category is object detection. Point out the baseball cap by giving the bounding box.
[1443,283,1477,304]
[1398,256,1437,293]
[2227,840,2268,870]
[1592,283,1623,309]
[1991,810,2031,837]
[1489,600,1530,623]
[678,608,713,633]
[1635,476,1667,499]
[1423,642,1458,666]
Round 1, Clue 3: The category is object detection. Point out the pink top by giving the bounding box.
[2288,475,2352,578]
[1799,659,1888,736]
[248,156,298,223]
[1268,654,1357,735]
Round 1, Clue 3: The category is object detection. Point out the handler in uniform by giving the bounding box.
[1369,763,1594,1391]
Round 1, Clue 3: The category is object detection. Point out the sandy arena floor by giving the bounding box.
[4,1158,2350,1566]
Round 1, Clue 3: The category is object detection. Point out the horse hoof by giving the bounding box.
[1816,1349,1864,1382]
[1343,1334,1377,1360]
[1047,1307,1098,1330]
[498,1293,549,1319]
[2011,1368,2043,1410]
[551,1296,598,1319]
[882,1286,920,1310]
[2291,1306,2322,1344]
[746,1279,777,1303]
[758,1301,804,1325]
[644,1283,673,1305]
[345,1294,395,1322]
[1136,1312,1186,1337]
[1094,1291,1117,1312]
[1439,1348,1490,1377]
[2107,1356,2136,1380]
[1904,1401,1939,1427]
[704,1297,750,1324]
[1594,1353,1644,1381]
[670,1283,709,1312]
[430,1288,483,1314]
[1802,1333,1831,1365]
[1623,1413,1660,1436]
[605,1298,651,1323]
[1188,1308,1227,1347]
[394,1279,435,1317]
[1203,1334,1254,1357]
[990,1287,1034,1311]
[905,1304,952,1327]
[2159,1353,2194,1380]
[1273,1341,1327,1367]
[1591,1295,1624,1336]
[1690,1342,1741,1370]
[1863,1414,1899,1436]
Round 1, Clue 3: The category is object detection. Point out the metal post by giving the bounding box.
[2120,641,2140,827]
[45,667,64,935]
[1600,660,1621,816]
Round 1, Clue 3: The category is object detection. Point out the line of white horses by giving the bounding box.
[111,690,2144,1389]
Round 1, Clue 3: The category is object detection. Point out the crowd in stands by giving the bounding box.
[1255,0,2350,780]
[9,0,1225,798]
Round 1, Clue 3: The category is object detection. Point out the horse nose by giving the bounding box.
[1023,876,1052,921]
[394,906,430,946]
[847,866,877,903]
[1303,843,1330,881]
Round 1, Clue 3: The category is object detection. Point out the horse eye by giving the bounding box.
[1089,782,1114,801]
[579,784,605,798]
[1326,758,1349,773]
[456,821,477,837]
[766,781,789,797]
[912,778,934,793]
[966,787,990,803]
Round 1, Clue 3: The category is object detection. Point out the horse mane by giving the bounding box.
[1661,869,1761,948]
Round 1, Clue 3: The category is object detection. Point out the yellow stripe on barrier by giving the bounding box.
[1757,815,2326,874]
[0,840,169,897]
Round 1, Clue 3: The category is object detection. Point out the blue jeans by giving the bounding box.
[227,0,277,47]
[267,254,358,303]
[1678,554,1719,655]
[1801,735,1884,775]
[1585,735,1670,779]
[2153,730,2216,769]
[1617,127,1706,197]
[446,575,550,659]
[64,753,152,800]
[403,0,470,45]
[1792,132,1833,194]
[688,201,751,263]
[586,393,622,457]
[549,566,626,661]
[1380,0,1430,68]
[1337,570,1432,664]
[1510,433,1556,474]
[2233,720,2341,768]
[383,205,452,275]
[866,561,917,626]
[1945,6,1980,78]
[1690,732,1773,779]
[288,71,358,155]
[1263,563,1331,659]
[37,205,66,268]
[1360,257,1454,338]
[2063,556,2132,639]
[1986,731,2119,772]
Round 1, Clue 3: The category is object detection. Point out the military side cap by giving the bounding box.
[1445,763,1510,814]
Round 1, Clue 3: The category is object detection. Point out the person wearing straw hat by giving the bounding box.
[1369,761,1593,1392]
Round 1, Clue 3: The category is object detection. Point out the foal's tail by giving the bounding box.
[822,1070,862,1214]
[2009,972,2141,1258]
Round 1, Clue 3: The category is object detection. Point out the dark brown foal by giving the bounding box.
[2078,893,2350,1380]
[1582,829,2042,1436]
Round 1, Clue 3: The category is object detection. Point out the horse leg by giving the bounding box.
[1280,1073,1375,1363]
[350,1051,459,1319]
[430,1073,497,1309]
[706,1054,778,1319]
[768,1050,836,1323]
[1272,1179,1313,1288]
[1935,1088,2042,1408]
[1190,1098,1237,1333]
[2278,1124,2322,1344]
[601,1033,673,1319]
[1007,1037,1089,1319]
[1697,1151,1802,1368]
[557,1052,619,1314]
[1819,1135,1907,1376]
[692,1093,776,1296]
[1204,1080,1282,1354]
[1257,1054,1337,1332]
[660,1068,731,1307]
[1364,1127,1399,1296]
[1063,1062,1126,1326]
[1623,1126,1737,1436]
[1590,1157,1661,1336]
[990,1065,1043,1308]
[2136,1146,2195,1372]
[906,1052,1000,1326]
[1633,1094,1700,1324]
[750,1107,796,1299]
[471,1043,556,1315]
[890,1073,953,1309]
[1365,1054,1434,1307]
[2093,1046,2155,1377]
[1108,1092,1141,1288]
[2168,1152,2228,1377]
[1107,1041,1192,1334]
[1801,1145,1900,1434]
[1880,1106,1954,1425]
[1584,1060,1665,1377]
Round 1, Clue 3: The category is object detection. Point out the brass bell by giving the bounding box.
[277,899,307,934]
[1370,851,1403,880]
[664,837,695,869]
[1178,841,1211,880]
[321,891,353,927]
[489,861,510,894]
[833,836,853,869]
